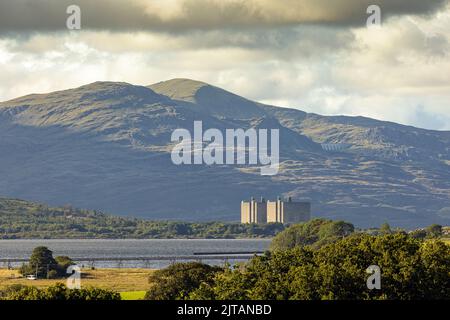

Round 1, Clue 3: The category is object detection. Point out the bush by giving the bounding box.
[55,256,75,270]
[0,283,121,300]
[270,219,354,250]
[426,224,443,238]
[47,270,59,279]
[145,262,223,300]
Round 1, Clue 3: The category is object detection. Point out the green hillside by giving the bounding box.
[0,197,284,239]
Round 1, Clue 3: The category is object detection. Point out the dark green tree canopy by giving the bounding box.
[156,233,450,300]
[20,247,74,279]
[270,219,355,250]
[145,262,223,300]
[426,224,443,238]
[25,246,58,278]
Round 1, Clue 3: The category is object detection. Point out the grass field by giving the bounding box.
[120,291,147,300]
[0,268,153,293]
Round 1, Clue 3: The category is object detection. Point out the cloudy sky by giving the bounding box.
[0,0,449,130]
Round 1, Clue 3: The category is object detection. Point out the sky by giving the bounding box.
[0,0,449,130]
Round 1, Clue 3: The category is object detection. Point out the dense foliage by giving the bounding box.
[145,262,223,300]
[270,219,355,250]
[0,198,284,239]
[0,283,120,300]
[19,246,74,279]
[145,233,450,300]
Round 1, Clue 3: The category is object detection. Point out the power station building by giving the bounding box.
[241,197,311,224]
[241,197,268,224]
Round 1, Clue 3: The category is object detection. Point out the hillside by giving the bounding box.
[0,197,282,239]
[1,79,450,227]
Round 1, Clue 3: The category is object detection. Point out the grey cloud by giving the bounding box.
[165,27,355,58]
[0,0,448,35]
[1,26,355,60]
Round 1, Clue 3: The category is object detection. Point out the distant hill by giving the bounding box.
[0,197,282,239]
[1,79,450,228]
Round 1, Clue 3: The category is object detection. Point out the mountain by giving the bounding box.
[1,79,450,228]
[150,78,266,119]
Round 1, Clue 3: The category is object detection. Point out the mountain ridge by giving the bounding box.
[1,79,450,228]
[3,79,449,132]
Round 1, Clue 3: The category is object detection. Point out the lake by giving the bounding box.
[0,239,271,269]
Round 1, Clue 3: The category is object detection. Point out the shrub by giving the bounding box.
[0,283,121,300]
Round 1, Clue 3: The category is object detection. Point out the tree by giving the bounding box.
[145,262,223,300]
[55,256,75,271]
[194,248,315,300]
[20,247,73,279]
[416,240,450,298]
[426,224,443,238]
[193,233,450,300]
[270,219,354,250]
[20,246,58,278]
[379,222,392,235]
[410,229,427,239]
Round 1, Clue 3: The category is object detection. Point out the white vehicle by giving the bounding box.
[26,275,36,280]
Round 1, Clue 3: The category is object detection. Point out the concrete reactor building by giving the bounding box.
[241,197,268,224]
[241,197,311,224]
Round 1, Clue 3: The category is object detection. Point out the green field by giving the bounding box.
[120,291,147,300]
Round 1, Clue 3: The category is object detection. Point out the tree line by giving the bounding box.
[144,219,450,300]
[0,198,284,239]
[0,219,448,300]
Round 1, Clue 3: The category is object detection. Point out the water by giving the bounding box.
[0,239,271,269]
